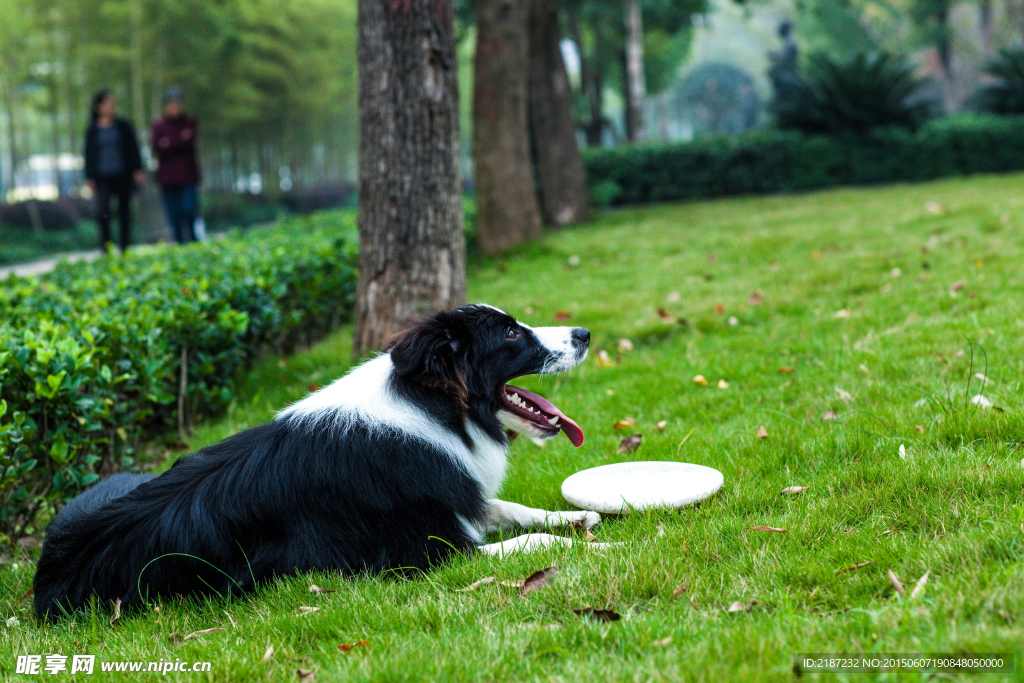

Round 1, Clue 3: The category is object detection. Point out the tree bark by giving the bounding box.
[473,0,542,255]
[623,0,646,142]
[353,0,466,357]
[527,0,590,226]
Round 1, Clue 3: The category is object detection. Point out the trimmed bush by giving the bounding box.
[584,114,1024,206]
[0,211,357,541]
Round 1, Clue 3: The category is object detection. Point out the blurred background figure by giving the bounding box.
[83,90,145,253]
[151,87,200,245]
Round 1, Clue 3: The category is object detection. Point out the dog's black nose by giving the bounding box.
[573,328,590,345]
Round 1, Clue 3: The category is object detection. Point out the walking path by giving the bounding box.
[0,250,103,279]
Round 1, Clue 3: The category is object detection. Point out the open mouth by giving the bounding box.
[500,384,585,447]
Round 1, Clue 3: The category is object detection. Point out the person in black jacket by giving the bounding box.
[84,90,146,252]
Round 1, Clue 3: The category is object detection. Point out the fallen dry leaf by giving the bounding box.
[882,529,896,536]
[567,255,581,268]
[748,290,764,305]
[657,308,674,321]
[307,383,321,393]
[950,280,965,292]
[718,379,729,389]
[595,350,614,368]
[750,526,787,533]
[458,576,495,592]
[970,394,993,409]
[297,668,315,681]
[708,252,717,264]
[835,387,852,401]
[756,425,769,439]
[309,584,335,594]
[888,570,905,598]
[835,560,873,575]
[822,411,839,421]
[672,585,688,597]
[925,201,943,214]
[520,566,558,597]
[667,291,680,302]
[715,304,725,314]
[614,417,637,429]
[727,600,758,613]
[693,374,708,386]
[781,486,809,495]
[183,628,224,642]
[109,597,122,627]
[778,366,795,374]
[262,646,274,664]
[18,587,33,606]
[618,434,642,454]
[617,338,634,352]
[910,570,930,600]
[655,420,667,431]
[296,606,320,616]
[652,636,673,647]
[834,309,851,319]
[573,607,621,622]
[915,425,924,434]
[554,310,572,321]
[582,528,596,542]
[890,267,902,278]
[339,639,370,653]
[859,364,870,374]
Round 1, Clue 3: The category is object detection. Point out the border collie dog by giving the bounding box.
[34,304,599,621]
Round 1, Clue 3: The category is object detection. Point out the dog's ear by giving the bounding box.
[388,314,466,391]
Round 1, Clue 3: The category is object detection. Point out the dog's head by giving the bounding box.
[387,304,589,446]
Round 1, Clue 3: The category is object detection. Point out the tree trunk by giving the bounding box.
[353,0,466,357]
[527,0,590,226]
[623,0,646,142]
[473,0,542,255]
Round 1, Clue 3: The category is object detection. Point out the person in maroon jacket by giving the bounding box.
[151,87,201,244]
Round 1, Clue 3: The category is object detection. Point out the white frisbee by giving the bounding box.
[561,461,724,514]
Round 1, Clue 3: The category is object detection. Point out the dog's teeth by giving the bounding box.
[548,416,559,426]
[511,393,519,402]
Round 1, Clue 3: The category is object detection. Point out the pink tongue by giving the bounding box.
[506,385,585,447]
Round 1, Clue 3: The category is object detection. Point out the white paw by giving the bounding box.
[550,510,601,530]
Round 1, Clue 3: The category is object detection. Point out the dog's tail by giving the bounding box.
[34,473,155,622]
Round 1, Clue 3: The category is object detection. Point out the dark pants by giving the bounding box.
[161,185,198,244]
[94,175,133,252]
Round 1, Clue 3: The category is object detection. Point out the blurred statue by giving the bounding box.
[767,21,801,102]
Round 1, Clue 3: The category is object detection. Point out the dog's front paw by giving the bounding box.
[567,510,601,530]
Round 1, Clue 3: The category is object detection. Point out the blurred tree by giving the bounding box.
[527,0,591,226]
[353,0,466,356]
[565,0,706,146]
[473,0,541,255]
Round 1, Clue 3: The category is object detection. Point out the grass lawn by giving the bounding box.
[5,174,1024,681]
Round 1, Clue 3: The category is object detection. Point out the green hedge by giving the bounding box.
[584,114,1024,206]
[0,211,357,541]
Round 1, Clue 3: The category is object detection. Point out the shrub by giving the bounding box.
[973,47,1024,114]
[584,114,1024,206]
[772,51,933,134]
[0,211,357,542]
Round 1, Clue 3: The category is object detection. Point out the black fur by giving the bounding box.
[33,304,587,622]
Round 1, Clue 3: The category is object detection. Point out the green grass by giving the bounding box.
[5,174,1024,681]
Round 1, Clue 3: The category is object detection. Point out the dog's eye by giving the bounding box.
[505,327,519,341]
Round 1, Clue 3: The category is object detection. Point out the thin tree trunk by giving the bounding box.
[623,0,646,142]
[353,0,466,357]
[473,0,542,255]
[528,0,590,226]
[129,0,145,132]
